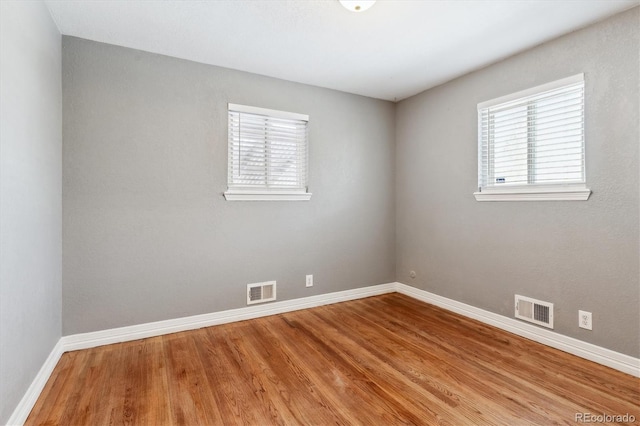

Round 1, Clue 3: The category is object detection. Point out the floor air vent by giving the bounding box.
[515,295,553,329]
[247,281,276,305]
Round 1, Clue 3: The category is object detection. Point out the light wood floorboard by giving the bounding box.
[26,293,640,425]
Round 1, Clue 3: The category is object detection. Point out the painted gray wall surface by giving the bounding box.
[0,1,62,423]
[396,8,639,357]
[62,37,396,335]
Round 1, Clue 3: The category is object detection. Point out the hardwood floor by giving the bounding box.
[27,293,639,425]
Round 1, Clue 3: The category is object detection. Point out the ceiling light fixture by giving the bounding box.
[339,0,376,13]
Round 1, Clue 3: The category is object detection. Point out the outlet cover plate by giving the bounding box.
[579,310,592,330]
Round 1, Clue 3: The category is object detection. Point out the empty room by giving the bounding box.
[1,0,639,424]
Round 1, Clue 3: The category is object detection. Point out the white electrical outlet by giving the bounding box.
[579,310,592,330]
[306,274,313,287]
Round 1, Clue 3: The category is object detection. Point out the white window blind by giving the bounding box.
[476,74,590,201]
[225,104,310,201]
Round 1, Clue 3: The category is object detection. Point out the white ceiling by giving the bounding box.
[45,0,638,101]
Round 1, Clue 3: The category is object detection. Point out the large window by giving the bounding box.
[475,74,591,201]
[224,104,311,201]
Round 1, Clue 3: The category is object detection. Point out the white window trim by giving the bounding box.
[473,184,591,202]
[475,73,591,202]
[228,103,309,121]
[223,189,312,201]
[477,74,584,110]
[224,103,311,202]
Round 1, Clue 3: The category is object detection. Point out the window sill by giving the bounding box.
[223,190,312,201]
[473,185,591,202]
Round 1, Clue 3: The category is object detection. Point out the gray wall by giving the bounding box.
[396,7,639,357]
[0,1,62,423]
[62,7,638,358]
[62,37,396,335]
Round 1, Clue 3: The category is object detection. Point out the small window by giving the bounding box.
[474,74,591,201]
[224,104,311,201]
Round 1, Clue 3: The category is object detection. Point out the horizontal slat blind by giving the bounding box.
[228,105,308,191]
[478,75,585,189]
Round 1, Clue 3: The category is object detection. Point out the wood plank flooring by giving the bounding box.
[26,293,640,425]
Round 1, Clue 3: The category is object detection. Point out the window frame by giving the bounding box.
[224,103,312,201]
[474,74,591,202]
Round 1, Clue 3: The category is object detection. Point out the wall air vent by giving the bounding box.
[247,281,276,305]
[515,295,554,329]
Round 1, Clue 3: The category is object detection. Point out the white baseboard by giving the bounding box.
[6,339,64,426]
[59,281,640,377]
[394,282,640,378]
[61,283,396,352]
[9,280,639,425]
